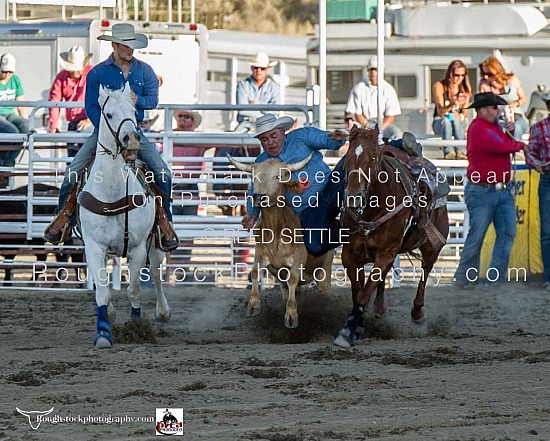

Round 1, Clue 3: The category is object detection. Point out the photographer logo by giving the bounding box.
[155,408,184,436]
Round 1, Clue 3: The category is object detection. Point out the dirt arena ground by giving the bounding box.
[1,280,549,440]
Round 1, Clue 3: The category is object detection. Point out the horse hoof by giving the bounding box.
[156,308,171,323]
[412,307,427,324]
[246,304,261,317]
[94,330,112,349]
[374,306,387,318]
[284,315,299,329]
[131,307,141,320]
[333,328,353,348]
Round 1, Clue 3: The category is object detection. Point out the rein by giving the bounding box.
[344,147,407,237]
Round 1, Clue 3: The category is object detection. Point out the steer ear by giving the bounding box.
[287,153,313,172]
[226,154,252,173]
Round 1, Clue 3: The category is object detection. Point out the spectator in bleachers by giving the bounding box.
[0,53,28,168]
[432,60,471,160]
[478,56,528,140]
[235,52,280,133]
[47,46,93,158]
[172,110,206,217]
[345,55,402,140]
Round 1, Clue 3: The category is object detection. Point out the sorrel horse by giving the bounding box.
[333,126,449,348]
[78,84,170,349]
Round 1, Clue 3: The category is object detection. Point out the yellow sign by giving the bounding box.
[480,168,543,276]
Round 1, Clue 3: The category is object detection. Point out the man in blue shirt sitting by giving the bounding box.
[235,52,280,132]
[43,23,179,251]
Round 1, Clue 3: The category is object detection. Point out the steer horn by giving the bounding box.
[287,153,314,172]
[226,154,252,173]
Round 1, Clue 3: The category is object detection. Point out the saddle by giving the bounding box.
[47,160,176,251]
[379,145,450,249]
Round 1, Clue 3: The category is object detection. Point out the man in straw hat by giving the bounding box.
[48,45,93,157]
[453,92,526,289]
[239,114,347,256]
[235,52,280,131]
[44,23,179,252]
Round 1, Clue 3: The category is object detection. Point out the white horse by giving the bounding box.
[78,84,170,349]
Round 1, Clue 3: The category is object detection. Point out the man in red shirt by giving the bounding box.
[48,46,93,157]
[454,92,525,288]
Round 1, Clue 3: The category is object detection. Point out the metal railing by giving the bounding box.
[0,99,485,290]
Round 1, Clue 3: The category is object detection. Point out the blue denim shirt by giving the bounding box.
[85,54,159,128]
[246,127,346,218]
[236,76,280,122]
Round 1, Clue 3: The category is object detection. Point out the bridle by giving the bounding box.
[342,137,405,236]
[343,140,381,216]
[98,95,139,160]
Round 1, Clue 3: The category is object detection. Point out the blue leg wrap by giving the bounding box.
[131,306,141,319]
[95,305,112,346]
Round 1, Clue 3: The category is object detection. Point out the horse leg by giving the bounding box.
[374,278,388,318]
[411,244,439,323]
[86,247,112,349]
[148,246,171,322]
[334,252,396,348]
[284,269,300,329]
[126,244,148,320]
[246,253,262,317]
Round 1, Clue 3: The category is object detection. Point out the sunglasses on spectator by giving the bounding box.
[453,73,466,78]
[176,114,194,119]
[252,66,268,71]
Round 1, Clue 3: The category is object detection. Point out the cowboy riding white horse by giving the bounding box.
[79,84,170,349]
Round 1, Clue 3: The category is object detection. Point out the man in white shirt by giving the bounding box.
[345,55,402,139]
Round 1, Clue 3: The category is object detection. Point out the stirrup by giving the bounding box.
[43,221,72,244]
[155,225,179,252]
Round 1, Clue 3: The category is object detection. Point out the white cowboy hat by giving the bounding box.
[367,55,378,70]
[253,114,294,137]
[142,110,159,124]
[97,23,148,50]
[59,46,92,72]
[174,110,202,130]
[250,52,277,69]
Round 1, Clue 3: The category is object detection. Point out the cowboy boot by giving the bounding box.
[43,187,78,244]
[155,210,179,252]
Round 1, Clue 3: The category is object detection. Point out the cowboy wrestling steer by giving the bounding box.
[227,153,334,329]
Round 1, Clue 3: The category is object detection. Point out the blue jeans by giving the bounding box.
[454,183,517,285]
[539,174,550,284]
[0,113,28,166]
[58,128,173,220]
[432,116,466,156]
[66,120,87,158]
[300,157,346,256]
